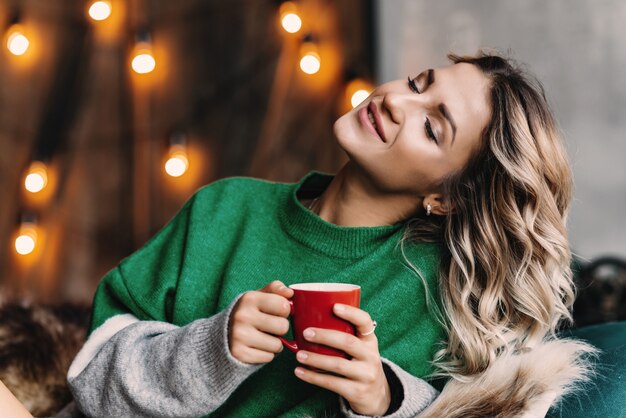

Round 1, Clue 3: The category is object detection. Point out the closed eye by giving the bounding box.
[425,118,438,144]
[408,75,439,144]
[407,76,420,93]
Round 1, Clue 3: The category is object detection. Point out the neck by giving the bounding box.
[310,162,422,227]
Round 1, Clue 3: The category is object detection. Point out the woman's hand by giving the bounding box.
[228,280,294,364]
[293,304,391,416]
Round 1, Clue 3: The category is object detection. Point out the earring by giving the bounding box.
[426,203,432,216]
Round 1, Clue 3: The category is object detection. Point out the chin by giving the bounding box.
[332,119,377,180]
[333,110,361,155]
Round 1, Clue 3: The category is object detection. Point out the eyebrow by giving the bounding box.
[428,69,457,145]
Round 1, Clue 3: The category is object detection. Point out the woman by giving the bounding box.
[67,52,594,417]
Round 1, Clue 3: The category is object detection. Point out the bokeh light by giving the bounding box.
[350,89,370,108]
[165,145,189,177]
[88,1,112,21]
[132,50,156,74]
[15,225,37,256]
[281,14,302,33]
[24,161,48,193]
[300,52,320,75]
[279,2,302,34]
[6,26,29,56]
[342,78,374,112]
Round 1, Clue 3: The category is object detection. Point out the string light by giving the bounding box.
[24,161,48,193]
[299,34,320,75]
[88,1,112,22]
[345,78,374,108]
[4,2,373,261]
[5,24,29,56]
[164,132,189,178]
[279,2,302,34]
[351,89,369,107]
[131,30,156,74]
[14,220,37,256]
[132,51,155,74]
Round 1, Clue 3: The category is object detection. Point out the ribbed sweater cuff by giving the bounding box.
[339,358,439,418]
[192,294,262,395]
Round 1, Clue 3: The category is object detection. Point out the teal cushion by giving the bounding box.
[547,321,626,417]
[565,321,626,350]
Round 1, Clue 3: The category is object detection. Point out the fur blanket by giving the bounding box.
[0,301,90,416]
[417,339,598,418]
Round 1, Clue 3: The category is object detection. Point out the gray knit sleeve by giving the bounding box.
[68,294,262,418]
[338,358,439,418]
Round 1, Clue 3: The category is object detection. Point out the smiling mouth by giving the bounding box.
[367,109,377,128]
[361,102,386,142]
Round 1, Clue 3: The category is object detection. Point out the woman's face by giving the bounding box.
[334,62,492,197]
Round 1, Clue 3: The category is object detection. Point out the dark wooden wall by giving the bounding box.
[0,0,373,303]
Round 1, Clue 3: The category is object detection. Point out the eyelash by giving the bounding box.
[407,76,438,144]
[425,119,437,144]
[407,76,419,93]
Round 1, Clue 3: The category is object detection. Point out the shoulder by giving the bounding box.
[399,239,443,264]
[196,176,290,197]
[184,176,294,220]
[396,239,444,282]
[190,176,290,205]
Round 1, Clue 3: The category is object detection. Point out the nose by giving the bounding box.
[382,92,423,125]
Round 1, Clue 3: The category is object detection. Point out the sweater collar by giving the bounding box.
[279,171,406,259]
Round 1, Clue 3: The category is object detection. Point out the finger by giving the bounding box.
[248,291,291,317]
[230,321,284,353]
[303,328,372,360]
[294,366,352,400]
[295,350,362,380]
[333,304,377,339]
[247,328,285,354]
[234,345,276,365]
[259,280,294,299]
[252,311,290,336]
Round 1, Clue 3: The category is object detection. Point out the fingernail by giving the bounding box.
[296,351,308,361]
[334,303,345,312]
[303,329,315,339]
[279,285,287,291]
[295,367,305,377]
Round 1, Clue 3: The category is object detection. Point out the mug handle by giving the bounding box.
[278,299,298,353]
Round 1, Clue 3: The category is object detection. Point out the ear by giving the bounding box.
[423,193,455,216]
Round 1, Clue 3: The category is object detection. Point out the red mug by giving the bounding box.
[279,283,361,359]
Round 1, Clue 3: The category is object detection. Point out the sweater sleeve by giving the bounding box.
[338,358,439,418]
[67,293,263,417]
[68,188,263,416]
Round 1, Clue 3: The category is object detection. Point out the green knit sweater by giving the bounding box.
[85,171,444,417]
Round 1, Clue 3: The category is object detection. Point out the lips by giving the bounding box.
[359,101,386,142]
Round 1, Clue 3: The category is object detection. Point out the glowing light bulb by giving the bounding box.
[15,225,37,255]
[351,89,370,108]
[88,1,112,21]
[279,2,302,33]
[132,49,156,74]
[344,78,374,111]
[165,156,187,177]
[6,25,29,56]
[281,13,302,33]
[15,234,35,255]
[300,52,320,75]
[24,161,48,193]
[25,172,45,192]
[165,145,189,177]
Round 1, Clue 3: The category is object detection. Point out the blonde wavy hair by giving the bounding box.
[401,52,575,378]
